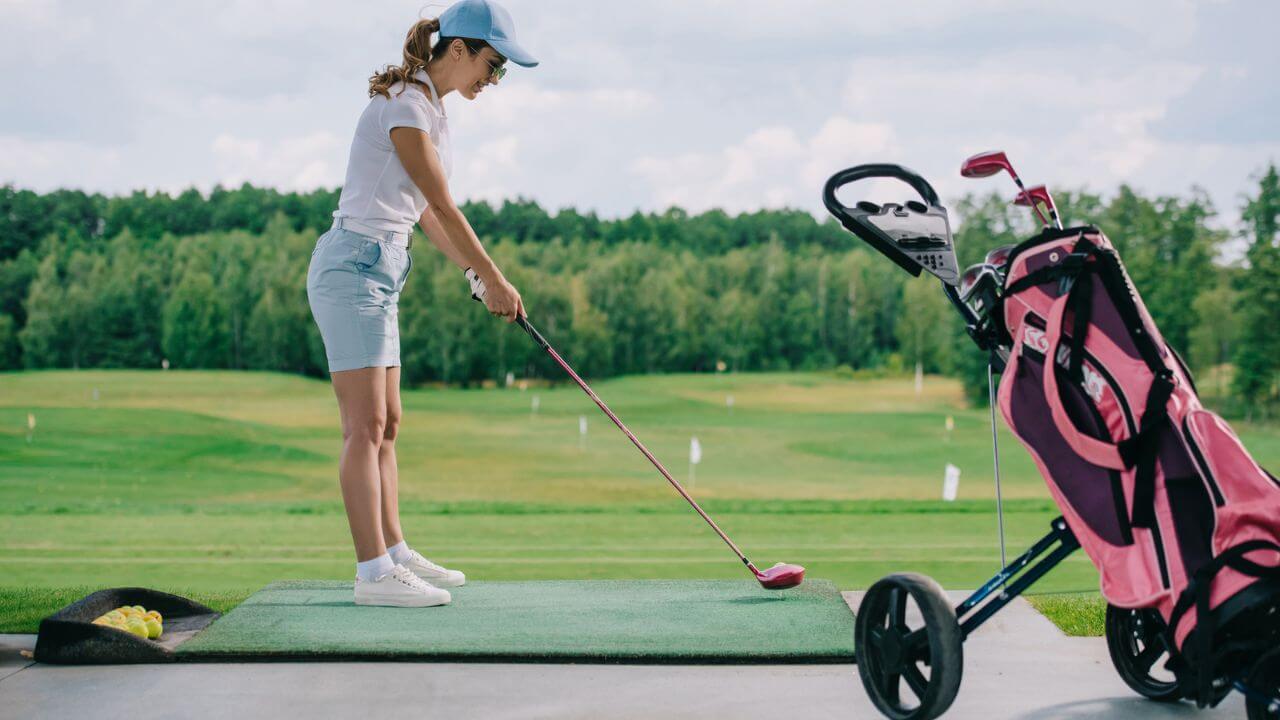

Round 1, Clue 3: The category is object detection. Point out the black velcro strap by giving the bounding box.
[1003,253,1088,298]
[1067,271,1092,382]
[1128,372,1175,529]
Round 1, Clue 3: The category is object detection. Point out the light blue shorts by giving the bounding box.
[306,223,414,373]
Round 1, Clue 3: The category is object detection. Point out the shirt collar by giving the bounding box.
[411,69,446,118]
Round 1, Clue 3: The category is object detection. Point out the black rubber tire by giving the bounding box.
[1104,604,1184,702]
[855,573,963,720]
[1246,647,1280,720]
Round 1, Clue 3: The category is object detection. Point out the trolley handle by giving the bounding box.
[822,164,942,278]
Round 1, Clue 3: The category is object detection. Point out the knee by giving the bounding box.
[383,408,401,443]
[344,413,388,448]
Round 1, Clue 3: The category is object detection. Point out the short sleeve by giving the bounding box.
[380,93,436,137]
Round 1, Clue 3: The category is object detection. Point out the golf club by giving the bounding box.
[960,150,1050,228]
[1013,184,1063,230]
[464,269,805,590]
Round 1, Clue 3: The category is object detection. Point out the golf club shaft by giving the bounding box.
[515,315,759,573]
[987,362,1008,580]
[1046,203,1063,230]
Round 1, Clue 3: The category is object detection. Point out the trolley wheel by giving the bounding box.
[855,573,963,720]
[1246,647,1280,719]
[1104,604,1184,702]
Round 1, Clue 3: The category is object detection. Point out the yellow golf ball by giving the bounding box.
[125,619,148,638]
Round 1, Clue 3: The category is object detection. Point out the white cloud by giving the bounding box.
[0,0,1274,232]
[0,135,124,190]
[455,135,521,204]
[211,131,344,190]
[631,118,897,213]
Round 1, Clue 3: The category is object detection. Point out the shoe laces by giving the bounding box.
[409,550,447,573]
[389,564,432,590]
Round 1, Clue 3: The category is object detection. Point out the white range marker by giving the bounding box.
[942,463,961,502]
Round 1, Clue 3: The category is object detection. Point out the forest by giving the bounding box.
[1,164,1277,414]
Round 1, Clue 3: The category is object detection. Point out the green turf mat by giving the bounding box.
[176,579,856,663]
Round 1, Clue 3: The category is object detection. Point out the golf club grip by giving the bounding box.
[515,315,547,350]
[464,275,537,340]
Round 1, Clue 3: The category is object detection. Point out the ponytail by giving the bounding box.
[367,17,440,99]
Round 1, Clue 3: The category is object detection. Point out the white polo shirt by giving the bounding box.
[333,69,453,233]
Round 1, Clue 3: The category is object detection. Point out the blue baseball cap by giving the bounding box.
[439,0,539,68]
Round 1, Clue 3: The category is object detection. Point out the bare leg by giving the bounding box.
[380,366,405,547]
[331,367,389,562]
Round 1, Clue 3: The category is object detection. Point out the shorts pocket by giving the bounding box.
[353,239,382,270]
[397,250,413,290]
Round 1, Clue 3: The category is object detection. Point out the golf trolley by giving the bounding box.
[823,161,1280,720]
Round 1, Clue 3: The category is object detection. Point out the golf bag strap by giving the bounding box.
[1120,371,1175,529]
[1040,287,1127,470]
[1166,540,1280,707]
[1067,270,1091,382]
[1039,245,1177,510]
[1002,253,1088,299]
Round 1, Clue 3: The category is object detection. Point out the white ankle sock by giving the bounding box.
[388,540,412,565]
[356,553,395,582]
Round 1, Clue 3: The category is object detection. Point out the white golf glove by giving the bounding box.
[464,267,486,301]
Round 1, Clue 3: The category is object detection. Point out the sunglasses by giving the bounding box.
[481,55,507,82]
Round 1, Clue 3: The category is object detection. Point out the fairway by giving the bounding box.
[6,369,1280,632]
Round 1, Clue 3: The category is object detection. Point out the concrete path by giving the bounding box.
[0,595,1246,720]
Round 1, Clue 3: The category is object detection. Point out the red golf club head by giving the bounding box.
[1013,184,1054,210]
[960,150,1012,178]
[755,562,806,590]
[1013,184,1060,228]
[984,243,1016,269]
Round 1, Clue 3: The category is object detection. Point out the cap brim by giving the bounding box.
[489,38,538,67]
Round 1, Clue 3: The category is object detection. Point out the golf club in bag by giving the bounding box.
[463,269,805,590]
[824,161,1280,720]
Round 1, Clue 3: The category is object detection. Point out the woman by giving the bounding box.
[306,0,536,608]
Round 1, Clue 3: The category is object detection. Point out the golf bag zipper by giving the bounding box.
[1181,416,1228,507]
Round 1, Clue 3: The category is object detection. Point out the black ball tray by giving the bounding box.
[34,587,220,664]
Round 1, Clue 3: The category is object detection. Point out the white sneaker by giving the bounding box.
[354,564,451,607]
[400,549,467,588]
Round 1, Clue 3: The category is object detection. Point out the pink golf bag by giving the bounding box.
[827,163,1280,719]
[997,226,1280,705]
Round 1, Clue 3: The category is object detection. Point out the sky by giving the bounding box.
[2,0,1278,231]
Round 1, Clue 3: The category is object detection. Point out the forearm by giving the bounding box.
[416,208,468,270]
[429,203,501,282]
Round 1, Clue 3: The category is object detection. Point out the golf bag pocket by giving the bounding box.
[1183,409,1274,507]
[997,229,1176,607]
[1000,319,1170,607]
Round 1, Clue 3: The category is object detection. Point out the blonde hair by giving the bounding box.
[368,17,497,99]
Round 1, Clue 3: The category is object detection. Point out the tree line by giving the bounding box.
[0,168,1277,416]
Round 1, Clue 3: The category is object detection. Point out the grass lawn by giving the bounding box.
[4,369,1277,635]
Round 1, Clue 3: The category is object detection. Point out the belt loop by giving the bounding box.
[332,216,411,249]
